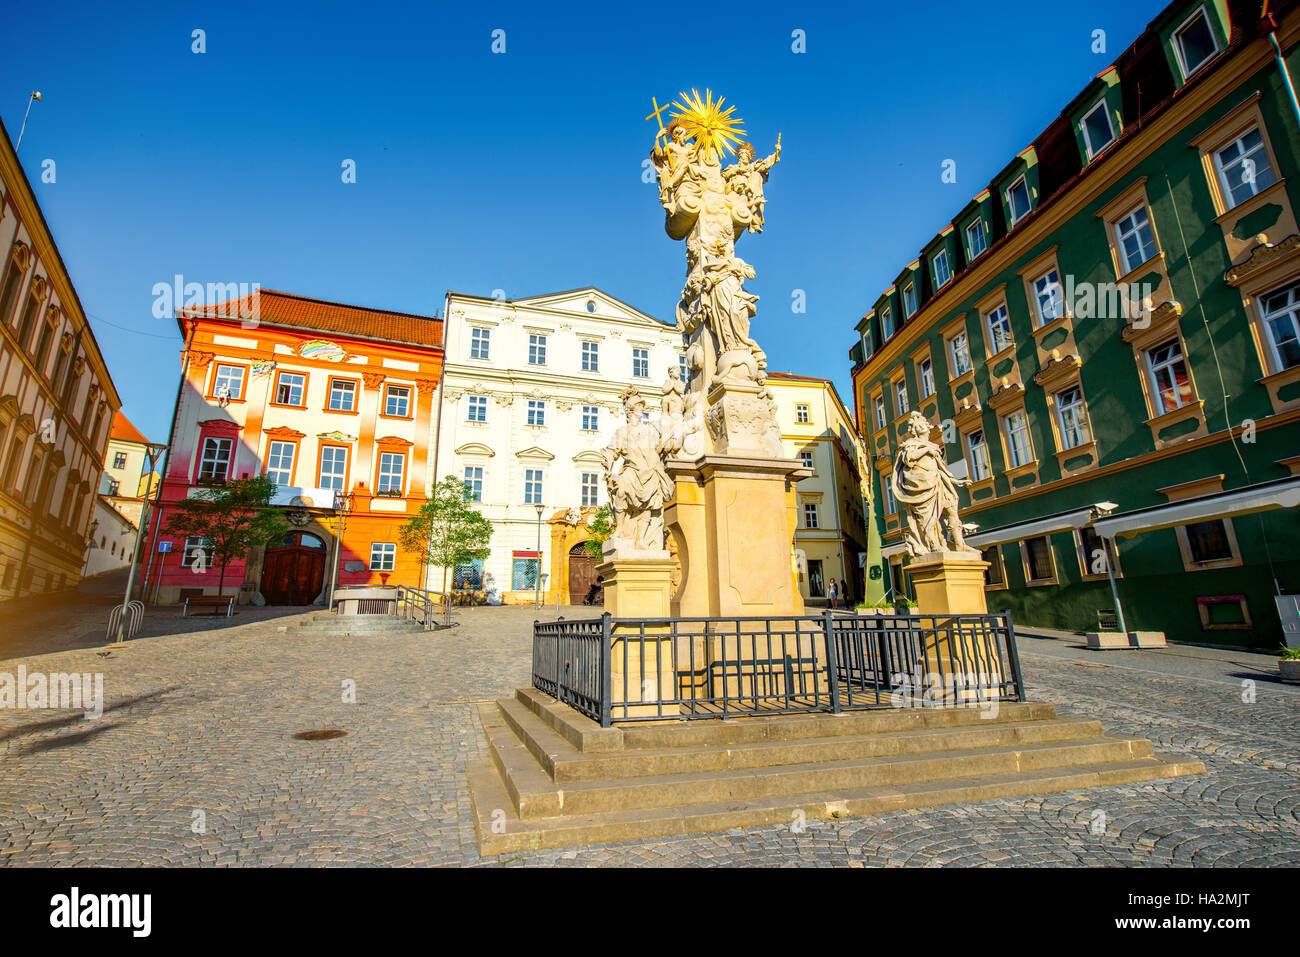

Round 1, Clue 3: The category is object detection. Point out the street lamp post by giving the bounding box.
[534,503,544,608]
[15,91,42,151]
[116,442,168,643]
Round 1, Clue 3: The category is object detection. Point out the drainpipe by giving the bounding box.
[1264,10,1300,132]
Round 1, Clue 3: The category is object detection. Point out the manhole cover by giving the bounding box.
[293,729,347,741]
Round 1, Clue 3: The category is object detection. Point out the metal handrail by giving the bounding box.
[394,585,450,630]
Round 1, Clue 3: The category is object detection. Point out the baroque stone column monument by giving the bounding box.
[609,89,809,620]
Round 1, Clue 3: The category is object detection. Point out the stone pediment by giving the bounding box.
[455,442,495,457]
[514,446,554,461]
[505,287,668,327]
[572,450,605,465]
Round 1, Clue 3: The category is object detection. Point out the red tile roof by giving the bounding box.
[178,289,443,348]
[110,411,150,445]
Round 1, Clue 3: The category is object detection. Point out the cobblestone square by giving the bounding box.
[0,600,1297,867]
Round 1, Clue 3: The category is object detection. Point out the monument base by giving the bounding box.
[666,453,810,618]
[596,554,678,718]
[906,549,990,615]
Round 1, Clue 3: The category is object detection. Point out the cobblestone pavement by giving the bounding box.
[0,605,1297,867]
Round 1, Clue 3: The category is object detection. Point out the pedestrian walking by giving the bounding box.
[827,578,838,609]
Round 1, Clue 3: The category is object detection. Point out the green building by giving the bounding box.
[848,0,1300,647]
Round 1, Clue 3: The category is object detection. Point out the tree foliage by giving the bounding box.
[399,475,494,591]
[582,504,614,560]
[164,476,290,595]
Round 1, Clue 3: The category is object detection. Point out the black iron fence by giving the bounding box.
[532,610,1024,726]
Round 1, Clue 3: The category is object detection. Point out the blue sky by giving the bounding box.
[3,0,1163,443]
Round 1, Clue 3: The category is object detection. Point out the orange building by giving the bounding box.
[142,290,443,605]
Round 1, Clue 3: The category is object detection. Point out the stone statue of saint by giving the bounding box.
[651,121,693,208]
[891,411,975,558]
[602,389,678,555]
[723,138,781,233]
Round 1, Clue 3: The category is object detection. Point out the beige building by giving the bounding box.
[766,372,870,606]
[82,494,137,579]
[0,118,120,600]
[101,411,156,525]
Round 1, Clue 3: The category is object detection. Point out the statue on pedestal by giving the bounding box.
[892,411,976,558]
[602,388,678,555]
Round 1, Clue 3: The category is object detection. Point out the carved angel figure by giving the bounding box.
[723,139,781,233]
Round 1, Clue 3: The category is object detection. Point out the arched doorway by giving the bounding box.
[568,542,602,605]
[261,531,327,605]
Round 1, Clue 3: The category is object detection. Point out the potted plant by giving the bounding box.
[894,597,919,616]
[1280,646,1300,684]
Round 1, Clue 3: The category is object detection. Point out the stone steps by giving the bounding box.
[467,686,1205,855]
[278,614,429,637]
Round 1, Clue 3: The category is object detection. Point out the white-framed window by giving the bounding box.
[873,395,887,431]
[883,475,897,515]
[1006,176,1032,224]
[931,250,951,289]
[1033,270,1065,325]
[369,542,396,571]
[580,471,599,508]
[213,364,244,400]
[1214,128,1277,209]
[181,536,210,569]
[197,436,232,484]
[1173,5,1218,79]
[950,331,972,375]
[1004,411,1033,468]
[795,403,810,424]
[881,306,895,339]
[524,468,543,505]
[894,379,909,415]
[803,503,819,529]
[469,326,491,359]
[376,451,405,493]
[678,354,688,382]
[967,430,991,482]
[581,405,599,431]
[528,333,547,365]
[966,220,986,259]
[1081,101,1115,158]
[463,466,484,501]
[319,445,348,492]
[919,357,935,397]
[581,340,599,372]
[1260,280,1300,371]
[467,395,488,422]
[1115,206,1158,274]
[632,347,649,378]
[265,440,295,486]
[384,385,410,417]
[327,378,356,412]
[526,399,545,427]
[902,283,917,317]
[985,304,1013,353]
[799,449,815,471]
[1146,339,1194,413]
[112,451,127,470]
[1055,387,1090,450]
[274,371,305,406]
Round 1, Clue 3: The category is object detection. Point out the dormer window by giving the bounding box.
[1173,6,1218,79]
[881,306,895,339]
[931,250,951,289]
[965,221,987,259]
[902,283,917,317]
[1006,176,1032,225]
[1081,101,1115,159]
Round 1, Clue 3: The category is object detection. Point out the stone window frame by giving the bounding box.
[802,501,820,529]
[1196,594,1253,631]
[381,383,413,420]
[1122,306,1208,449]
[870,386,888,437]
[1095,179,1167,286]
[975,285,1014,363]
[0,241,33,328]
[263,435,301,488]
[271,369,310,409]
[374,448,407,495]
[1190,96,1285,219]
[468,324,493,361]
[942,315,975,385]
[315,441,351,494]
[208,361,248,403]
[963,425,993,486]
[891,374,910,421]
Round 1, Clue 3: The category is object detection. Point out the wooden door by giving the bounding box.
[262,543,326,605]
[568,545,601,605]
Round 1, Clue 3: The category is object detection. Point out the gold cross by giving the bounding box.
[644,96,669,131]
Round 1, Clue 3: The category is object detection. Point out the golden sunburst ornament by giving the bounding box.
[669,88,746,156]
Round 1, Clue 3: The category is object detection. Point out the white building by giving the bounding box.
[438,288,684,604]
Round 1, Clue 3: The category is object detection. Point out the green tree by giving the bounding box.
[582,504,614,560]
[164,475,291,597]
[400,475,494,593]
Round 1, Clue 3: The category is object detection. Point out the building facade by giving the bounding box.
[849,0,1300,646]
[437,288,685,604]
[0,118,120,601]
[101,411,157,525]
[766,372,878,606]
[143,290,443,605]
[82,495,137,579]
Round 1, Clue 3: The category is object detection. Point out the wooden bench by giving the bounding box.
[181,595,235,617]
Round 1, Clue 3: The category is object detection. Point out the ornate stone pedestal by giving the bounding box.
[666,454,809,618]
[596,553,677,718]
[906,550,989,615]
